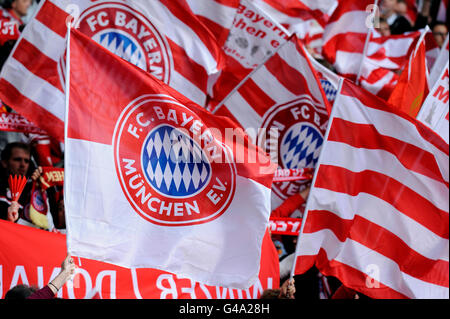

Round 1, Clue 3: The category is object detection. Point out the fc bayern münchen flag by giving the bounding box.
[65,29,276,289]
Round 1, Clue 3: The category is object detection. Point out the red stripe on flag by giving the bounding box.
[341,82,450,156]
[237,78,276,118]
[34,1,69,38]
[167,38,209,94]
[0,79,63,141]
[322,33,367,65]
[304,210,449,287]
[314,165,449,239]
[12,39,64,93]
[160,0,223,68]
[328,118,446,184]
[295,249,410,299]
[264,52,320,105]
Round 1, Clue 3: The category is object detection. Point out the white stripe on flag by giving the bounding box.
[309,187,449,262]
[23,19,66,62]
[2,57,65,121]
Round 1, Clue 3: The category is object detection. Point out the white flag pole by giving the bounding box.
[356,0,379,85]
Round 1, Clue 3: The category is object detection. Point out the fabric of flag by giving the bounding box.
[251,0,338,58]
[214,35,330,210]
[65,29,276,289]
[321,0,374,80]
[293,79,449,299]
[0,0,224,142]
[206,0,290,112]
[359,29,422,99]
[388,32,429,117]
[416,61,449,145]
[185,0,239,47]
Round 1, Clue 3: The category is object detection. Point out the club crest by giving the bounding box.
[257,95,328,200]
[76,2,171,83]
[113,95,236,226]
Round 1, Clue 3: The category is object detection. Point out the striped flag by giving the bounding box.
[293,79,449,299]
[185,0,239,47]
[252,0,338,57]
[206,0,290,112]
[66,28,276,289]
[0,0,224,141]
[214,35,330,209]
[359,30,422,99]
[321,0,375,80]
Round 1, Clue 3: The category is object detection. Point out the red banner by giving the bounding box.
[273,168,314,182]
[269,217,302,236]
[0,111,47,135]
[0,220,279,299]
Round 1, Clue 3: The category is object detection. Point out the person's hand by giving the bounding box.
[280,278,295,299]
[61,254,77,277]
[7,201,19,222]
[31,166,43,181]
[48,254,77,294]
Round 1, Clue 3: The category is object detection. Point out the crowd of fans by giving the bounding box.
[0,0,447,300]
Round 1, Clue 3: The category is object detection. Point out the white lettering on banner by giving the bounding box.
[10,266,29,289]
[96,270,117,299]
[269,219,301,235]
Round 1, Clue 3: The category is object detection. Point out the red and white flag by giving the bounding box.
[321,0,375,80]
[65,29,276,289]
[416,61,449,145]
[185,0,239,47]
[0,0,224,142]
[214,35,330,209]
[207,0,290,112]
[358,30,422,99]
[293,79,449,299]
[251,0,338,57]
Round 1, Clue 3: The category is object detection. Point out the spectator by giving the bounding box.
[377,18,392,36]
[0,142,47,227]
[431,21,448,48]
[380,0,412,34]
[1,0,32,29]
[5,254,77,299]
[0,142,34,222]
[260,278,296,299]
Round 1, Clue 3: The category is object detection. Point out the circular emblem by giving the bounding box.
[76,2,171,83]
[113,95,236,226]
[257,95,328,200]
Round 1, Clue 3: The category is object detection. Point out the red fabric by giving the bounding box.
[271,193,305,218]
[331,285,357,299]
[27,285,55,299]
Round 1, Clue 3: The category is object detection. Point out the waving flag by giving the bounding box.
[417,61,449,145]
[429,34,449,88]
[0,0,224,142]
[65,29,276,289]
[388,31,429,117]
[293,79,449,299]
[321,0,375,79]
[207,0,290,112]
[214,35,330,209]
[252,0,338,57]
[358,30,422,100]
[185,0,239,47]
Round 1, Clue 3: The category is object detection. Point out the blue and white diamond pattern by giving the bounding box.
[320,79,337,102]
[142,125,211,197]
[280,123,323,169]
[95,31,147,71]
